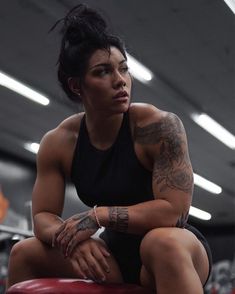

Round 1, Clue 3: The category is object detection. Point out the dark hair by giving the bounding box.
[54,4,127,103]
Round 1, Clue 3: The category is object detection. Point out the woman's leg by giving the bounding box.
[139,227,210,294]
[7,237,123,288]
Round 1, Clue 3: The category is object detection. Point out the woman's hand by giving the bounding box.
[70,238,110,283]
[52,210,99,257]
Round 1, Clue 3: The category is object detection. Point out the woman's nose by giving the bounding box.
[113,71,126,88]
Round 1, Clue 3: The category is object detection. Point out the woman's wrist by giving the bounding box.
[96,206,108,228]
[96,206,129,233]
[93,205,102,228]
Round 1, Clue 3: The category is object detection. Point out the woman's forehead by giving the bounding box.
[88,47,126,67]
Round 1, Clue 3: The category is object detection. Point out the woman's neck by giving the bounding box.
[85,112,124,150]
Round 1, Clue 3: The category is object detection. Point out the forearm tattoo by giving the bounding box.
[134,113,193,194]
[108,207,129,232]
[176,211,189,228]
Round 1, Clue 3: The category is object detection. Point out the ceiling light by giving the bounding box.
[191,113,235,149]
[24,142,40,154]
[193,173,222,194]
[126,53,153,83]
[0,160,30,180]
[189,206,211,221]
[0,71,50,106]
[223,0,235,14]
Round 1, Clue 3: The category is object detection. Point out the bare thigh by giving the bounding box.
[8,237,123,283]
[139,228,210,290]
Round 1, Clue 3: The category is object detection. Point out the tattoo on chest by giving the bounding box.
[134,114,193,194]
[108,207,129,232]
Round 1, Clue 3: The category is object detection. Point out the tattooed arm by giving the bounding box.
[96,108,193,235]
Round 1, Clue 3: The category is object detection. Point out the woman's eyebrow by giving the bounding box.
[89,59,127,70]
[120,59,127,64]
[89,63,111,70]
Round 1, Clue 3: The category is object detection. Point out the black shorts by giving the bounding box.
[185,224,213,286]
[100,225,212,286]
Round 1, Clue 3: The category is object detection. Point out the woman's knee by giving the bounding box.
[10,238,32,262]
[140,228,190,266]
[9,237,47,267]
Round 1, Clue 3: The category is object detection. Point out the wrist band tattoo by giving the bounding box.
[93,205,102,228]
[108,207,129,232]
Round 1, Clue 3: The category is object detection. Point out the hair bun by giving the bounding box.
[63,4,108,45]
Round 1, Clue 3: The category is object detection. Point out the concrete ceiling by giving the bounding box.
[0,0,234,226]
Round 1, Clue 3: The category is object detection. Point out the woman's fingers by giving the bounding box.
[55,221,81,256]
[66,234,80,257]
[84,253,107,282]
[52,222,66,247]
[71,240,111,282]
[78,257,97,281]
[66,229,96,257]
[92,245,110,274]
[99,245,111,258]
[61,233,73,256]
[54,224,74,254]
[70,258,87,280]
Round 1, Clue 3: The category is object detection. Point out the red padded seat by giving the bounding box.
[6,278,152,293]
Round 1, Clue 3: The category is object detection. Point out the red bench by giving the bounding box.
[6,278,152,293]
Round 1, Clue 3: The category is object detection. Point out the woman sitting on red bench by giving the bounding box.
[7,4,212,293]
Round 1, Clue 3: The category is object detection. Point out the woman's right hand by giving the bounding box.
[70,238,111,283]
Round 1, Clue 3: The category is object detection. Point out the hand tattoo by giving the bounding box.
[72,212,98,231]
[108,207,129,232]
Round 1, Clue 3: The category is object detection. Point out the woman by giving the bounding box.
[7,4,212,293]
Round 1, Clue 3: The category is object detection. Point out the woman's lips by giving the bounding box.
[113,90,128,99]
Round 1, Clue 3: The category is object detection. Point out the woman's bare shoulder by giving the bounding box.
[43,113,83,141]
[58,112,85,132]
[129,103,185,144]
[129,102,169,126]
[38,113,84,161]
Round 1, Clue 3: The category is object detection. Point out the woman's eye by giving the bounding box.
[94,68,110,76]
[120,66,129,73]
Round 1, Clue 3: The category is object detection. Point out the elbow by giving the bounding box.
[164,200,190,228]
[174,206,190,228]
[32,212,48,237]
[32,213,41,237]
[175,212,189,228]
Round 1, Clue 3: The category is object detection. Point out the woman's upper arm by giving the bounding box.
[32,130,66,218]
[151,112,193,196]
[135,109,193,221]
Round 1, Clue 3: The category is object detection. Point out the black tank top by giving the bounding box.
[70,111,212,285]
[71,111,154,207]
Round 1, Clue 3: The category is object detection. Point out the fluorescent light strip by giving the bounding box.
[24,142,40,154]
[223,0,235,14]
[126,53,153,83]
[0,71,50,106]
[189,206,211,221]
[194,173,222,194]
[191,113,235,149]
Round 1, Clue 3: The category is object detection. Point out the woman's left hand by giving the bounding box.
[52,209,99,257]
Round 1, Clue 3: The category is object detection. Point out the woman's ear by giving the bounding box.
[68,77,81,96]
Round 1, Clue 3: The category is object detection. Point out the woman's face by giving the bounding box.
[80,46,132,115]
